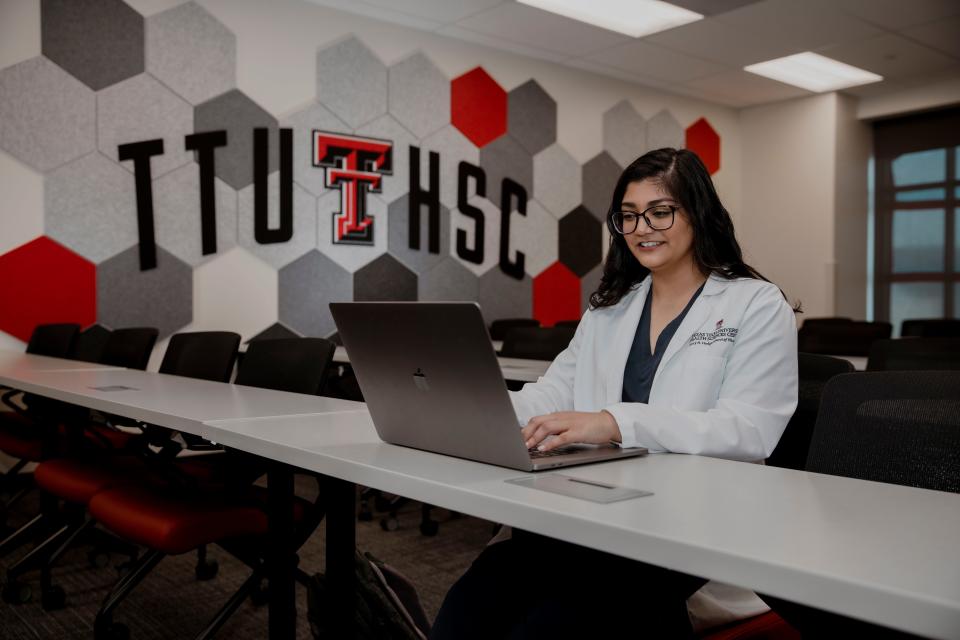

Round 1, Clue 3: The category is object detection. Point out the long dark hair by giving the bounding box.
[590,148,792,309]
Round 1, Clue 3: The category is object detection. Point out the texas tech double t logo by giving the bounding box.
[312,131,393,245]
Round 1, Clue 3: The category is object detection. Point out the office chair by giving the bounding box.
[867,338,960,371]
[553,319,580,328]
[488,318,540,341]
[797,320,892,356]
[500,326,576,361]
[69,324,112,363]
[799,317,851,329]
[900,318,960,338]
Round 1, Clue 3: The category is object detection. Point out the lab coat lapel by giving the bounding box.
[605,278,650,405]
[658,275,726,371]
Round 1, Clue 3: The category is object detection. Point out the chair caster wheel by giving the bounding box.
[41,585,66,611]
[2,580,32,604]
[380,517,399,532]
[419,520,439,537]
[95,622,129,640]
[88,549,110,568]
[195,560,219,581]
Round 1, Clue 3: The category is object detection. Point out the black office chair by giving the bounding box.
[900,318,960,338]
[488,318,540,341]
[867,338,960,371]
[500,326,576,361]
[69,324,112,364]
[24,323,80,358]
[554,319,580,329]
[799,317,851,329]
[797,321,892,356]
[765,353,854,471]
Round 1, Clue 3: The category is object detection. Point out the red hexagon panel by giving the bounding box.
[0,236,96,341]
[533,262,581,327]
[685,117,720,175]
[451,67,507,148]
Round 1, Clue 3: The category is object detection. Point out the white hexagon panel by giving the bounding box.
[419,256,478,302]
[449,195,501,277]
[280,101,348,197]
[45,152,138,264]
[387,195,450,275]
[279,249,353,338]
[317,190,388,273]
[419,125,479,210]
[478,267,532,325]
[97,73,194,178]
[192,246,278,340]
[388,52,449,139]
[237,172,317,269]
[0,56,95,172]
[316,36,387,129]
[153,162,237,267]
[532,144,580,220]
[0,149,44,255]
[145,1,236,105]
[355,114,417,205]
[603,100,646,168]
[646,109,684,152]
[507,199,558,278]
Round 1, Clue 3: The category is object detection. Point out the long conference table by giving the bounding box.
[0,349,957,639]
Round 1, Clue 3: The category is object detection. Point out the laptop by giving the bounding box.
[329,302,647,471]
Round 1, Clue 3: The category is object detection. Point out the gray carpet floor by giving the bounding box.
[0,478,494,639]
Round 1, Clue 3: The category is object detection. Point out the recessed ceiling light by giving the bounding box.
[744,52,883,92]
[517,0,703,38]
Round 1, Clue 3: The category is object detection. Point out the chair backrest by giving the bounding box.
[25,323,80,357]
[806,371,960,493]
[70,324,112,363]
[797,320,892,356]
[500,326,576,361]
[765,353,854,471]
[159,331,240,382]
[488,318,540,341]
[100,328,159,370]
[553,319,580,328]
[235,338,335,395]
[800,317,851,329]
[901,318,960,338]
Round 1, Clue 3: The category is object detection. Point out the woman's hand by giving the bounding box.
[521,411,622,452]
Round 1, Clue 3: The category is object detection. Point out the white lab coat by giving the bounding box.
[508,272,799,631]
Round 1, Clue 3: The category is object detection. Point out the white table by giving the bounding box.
[332,346,550,383]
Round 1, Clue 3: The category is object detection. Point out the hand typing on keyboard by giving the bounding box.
[521,411,622,452]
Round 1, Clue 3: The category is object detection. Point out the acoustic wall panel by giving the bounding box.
[388,52,450,139]
[603,100,647,168]
[316,36,388,129]
[532,143,581,219]
[478,134,533,209]
[237,173,317,269]
[249,322,301,343]
[316,191,389,273]
[685,117,721,175]
[647,109,684,152]
[507,80,556,155]
[451,67,506,148]
[192,247,278,341]
[533,261,581,326]
[387,196,451,274]
[280,101,349,197]
[508,198,557,278]
[0,149,44,255]
[581,152,622,220]
[355,114,418,205]
[559,206,604,278]
[194,89,278,190]
[581,263,603,313]
[278,249,352,338]
[419,257,479,302]
[354,254,417,302]
[419,125,479,210]
[478,267,532,324]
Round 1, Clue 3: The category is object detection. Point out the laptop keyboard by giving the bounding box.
[528,447,575,459]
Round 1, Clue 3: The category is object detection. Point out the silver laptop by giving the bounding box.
[329,302,647,471]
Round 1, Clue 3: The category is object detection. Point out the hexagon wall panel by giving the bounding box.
[647,109,684,152]
[507,199,557,278]
[317,191,388,273]
[280,101,349,197]
[532,144,580,219]
[419,125,479,210]
[533,262,580,327]
[192,247,277,341]
[559,206,603,277]
[278,249,352,338]
[0,149,44,256]
[237,172,316,269]
[581,152,622,221]
[354,254,417,302]
[451,67,506,148]
[0,56,96,172]
[388,195,450,275]
[97,73,193,178]
[0,236,96,341]
[316,36,387,129]
[249,322,301,343]
[153,162,237,267]
[581,263,603,312]
[507,80,556,155]
[685,117,721,175]
[97,244,192,339]
[450,195,501,277]
[41,0,144,91]
[355,114,417,205]
[419,256,478,302]
[603,100,646,168]
[478,267,532,324]
[388,52,449,139]
[45,152,138,264]
[145,2,236,105]
[194,89,278,191]
[478,135,533,210]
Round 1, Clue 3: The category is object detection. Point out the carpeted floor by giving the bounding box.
[0,477,494,639]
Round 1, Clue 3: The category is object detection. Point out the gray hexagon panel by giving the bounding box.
[316,36,387,129]
[581,263,603,312]
[388,52,449,139]
[559,205,603,277]
[507,80,556,155]
[194,89,278,191]
[419,256,479,302]
[97,73,193,178]
[603,100,646,168]
[450,195,501,277]
[145,2,236,105]
[317,190,388,273]
[532,144,580,219]
[507,199,557,278]
[355,114,417,205]
[237,172,317,269]
[478,267,532,324]
[280,101,348,197]
[41,0,144,91]
[387,195,450,275]
[97,244,192,339]
[0,57,96,172]
[354,254,417,302]
[278,249,353,338]
[45,152,138,264]
[478,135,533,210]
[581,151,622,221]
[646,109,684,152]
[249,322,301,343]
[154,162,237,266]
[419,125,479,210]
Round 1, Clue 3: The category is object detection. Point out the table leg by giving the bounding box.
[324,476,356,638]
[267,462,296,640]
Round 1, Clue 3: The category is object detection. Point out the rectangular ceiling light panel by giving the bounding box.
[744,52,883,92]
[518,0,703,38]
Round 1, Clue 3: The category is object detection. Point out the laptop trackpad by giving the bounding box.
[506,474,653,503]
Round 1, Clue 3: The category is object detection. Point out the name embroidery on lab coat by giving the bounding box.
[690,323,739,346]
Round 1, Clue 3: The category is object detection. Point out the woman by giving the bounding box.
[430,148,798,639]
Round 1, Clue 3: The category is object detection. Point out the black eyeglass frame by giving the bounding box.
[610,205,680,234]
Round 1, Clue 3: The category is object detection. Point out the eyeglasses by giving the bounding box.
[610,205,679,234]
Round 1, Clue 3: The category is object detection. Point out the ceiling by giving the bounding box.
[304,0,960,108]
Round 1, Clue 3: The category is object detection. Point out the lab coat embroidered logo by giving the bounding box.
[716,319,723,330]
[690,321,738,346]
[413,368,430,391]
